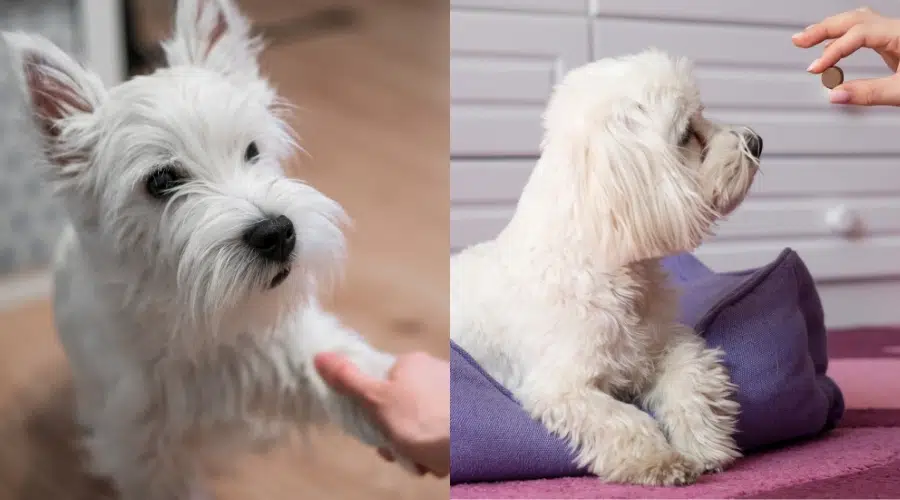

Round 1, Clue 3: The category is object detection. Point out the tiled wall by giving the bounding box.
[0,0,80,276]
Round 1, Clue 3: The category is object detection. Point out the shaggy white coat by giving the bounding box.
[451,50,761,486]
[3,1,412,498]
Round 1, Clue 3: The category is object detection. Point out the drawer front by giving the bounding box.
[591,18,900,154]
[451,159,532,251]
[451,11,589,157]
[451,158,900,281]
[453,200,900,250]
[591,18,890,71]
[452,159,900,207]
[695,238,900,281]
[589,0,900,25]
[454,204,900,281]
[452,0,587,14]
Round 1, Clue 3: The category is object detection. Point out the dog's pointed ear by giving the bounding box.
[163,0,263,79]
[3,31,105,172]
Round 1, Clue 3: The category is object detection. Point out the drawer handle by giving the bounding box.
[825,204,861,237]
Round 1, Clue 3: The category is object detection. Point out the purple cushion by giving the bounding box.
[450,248,844,484]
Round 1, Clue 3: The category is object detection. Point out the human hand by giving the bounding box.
[313,351,450,478]
[793,7,900,105]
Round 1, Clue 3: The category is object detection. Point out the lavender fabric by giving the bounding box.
[450,248,845,484]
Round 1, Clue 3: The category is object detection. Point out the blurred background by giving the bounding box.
[0,0,448,499]
[449,0,900,331]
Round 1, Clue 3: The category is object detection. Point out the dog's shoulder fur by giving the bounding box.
[452,219,677,399]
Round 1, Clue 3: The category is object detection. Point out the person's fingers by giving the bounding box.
[828,74,900,106]
[813,25,900,72]
[808,24,879,73]
[878,50,900,72]
[793,8,875,48]
[376,448,395,462]
[313,352,386,402]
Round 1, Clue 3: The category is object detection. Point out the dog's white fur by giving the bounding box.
[3,1,413,498]
[451,50,761,486]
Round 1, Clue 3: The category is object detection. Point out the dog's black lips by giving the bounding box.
[269,268,291,289]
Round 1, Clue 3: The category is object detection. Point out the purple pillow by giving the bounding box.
[450,248,844,484]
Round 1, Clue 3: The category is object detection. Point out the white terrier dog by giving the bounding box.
[451,49,762,486]
[3,1,413,498]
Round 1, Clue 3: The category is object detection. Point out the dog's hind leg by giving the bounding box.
[518,379,699,486]
[640,326,741,473]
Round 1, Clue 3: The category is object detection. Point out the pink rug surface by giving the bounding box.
[451,328,900,499]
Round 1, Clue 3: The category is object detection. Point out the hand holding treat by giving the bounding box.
[314,351,450,478]
[793,7,900,105]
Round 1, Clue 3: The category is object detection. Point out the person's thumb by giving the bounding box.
[829,75,900,106]
[313,352,386,404]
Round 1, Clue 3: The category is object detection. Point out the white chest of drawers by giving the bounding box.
[451,0,900,328]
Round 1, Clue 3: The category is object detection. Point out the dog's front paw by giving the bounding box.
[606,451,700,487]
[665,391,742,474]
[676,434,741,475]
[583,413,702,486]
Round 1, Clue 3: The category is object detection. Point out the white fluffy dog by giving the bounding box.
[451,49,762,486]
[3,1,413,498]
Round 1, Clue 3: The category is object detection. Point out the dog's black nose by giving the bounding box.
[745,132,763,159]
[243,215,296,263]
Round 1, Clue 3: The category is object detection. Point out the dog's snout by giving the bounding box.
[744,132,763,159]
[243,215,296,263]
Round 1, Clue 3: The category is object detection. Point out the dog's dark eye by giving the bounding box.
[145,164,187,200]
[678,127,694,147]
[244,142,260,163]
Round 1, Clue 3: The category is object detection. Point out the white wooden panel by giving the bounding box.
[708,110,900,155]
[715,198,900,240]
[452,198,900,250]
[694,67,887,110]
[453,210,900,281]
[451,11,589,69]
[695,237,900,281]
[452,108,900,157]
[589,17,900,112]
[452,58,554,103]
[750,158,900,197]
[451,11,589,157]
[452,0,587,14]
[452,158,900,205]
[818,281,900,329]
[454,17,900,156]
[591,19,890,70]
[451,206,513,250]
[589,0,900,26]
[79,0,126,86]
[452,159,533,204]
[451,106,540,157]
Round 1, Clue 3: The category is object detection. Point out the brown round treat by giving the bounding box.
[821,66,844,89]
